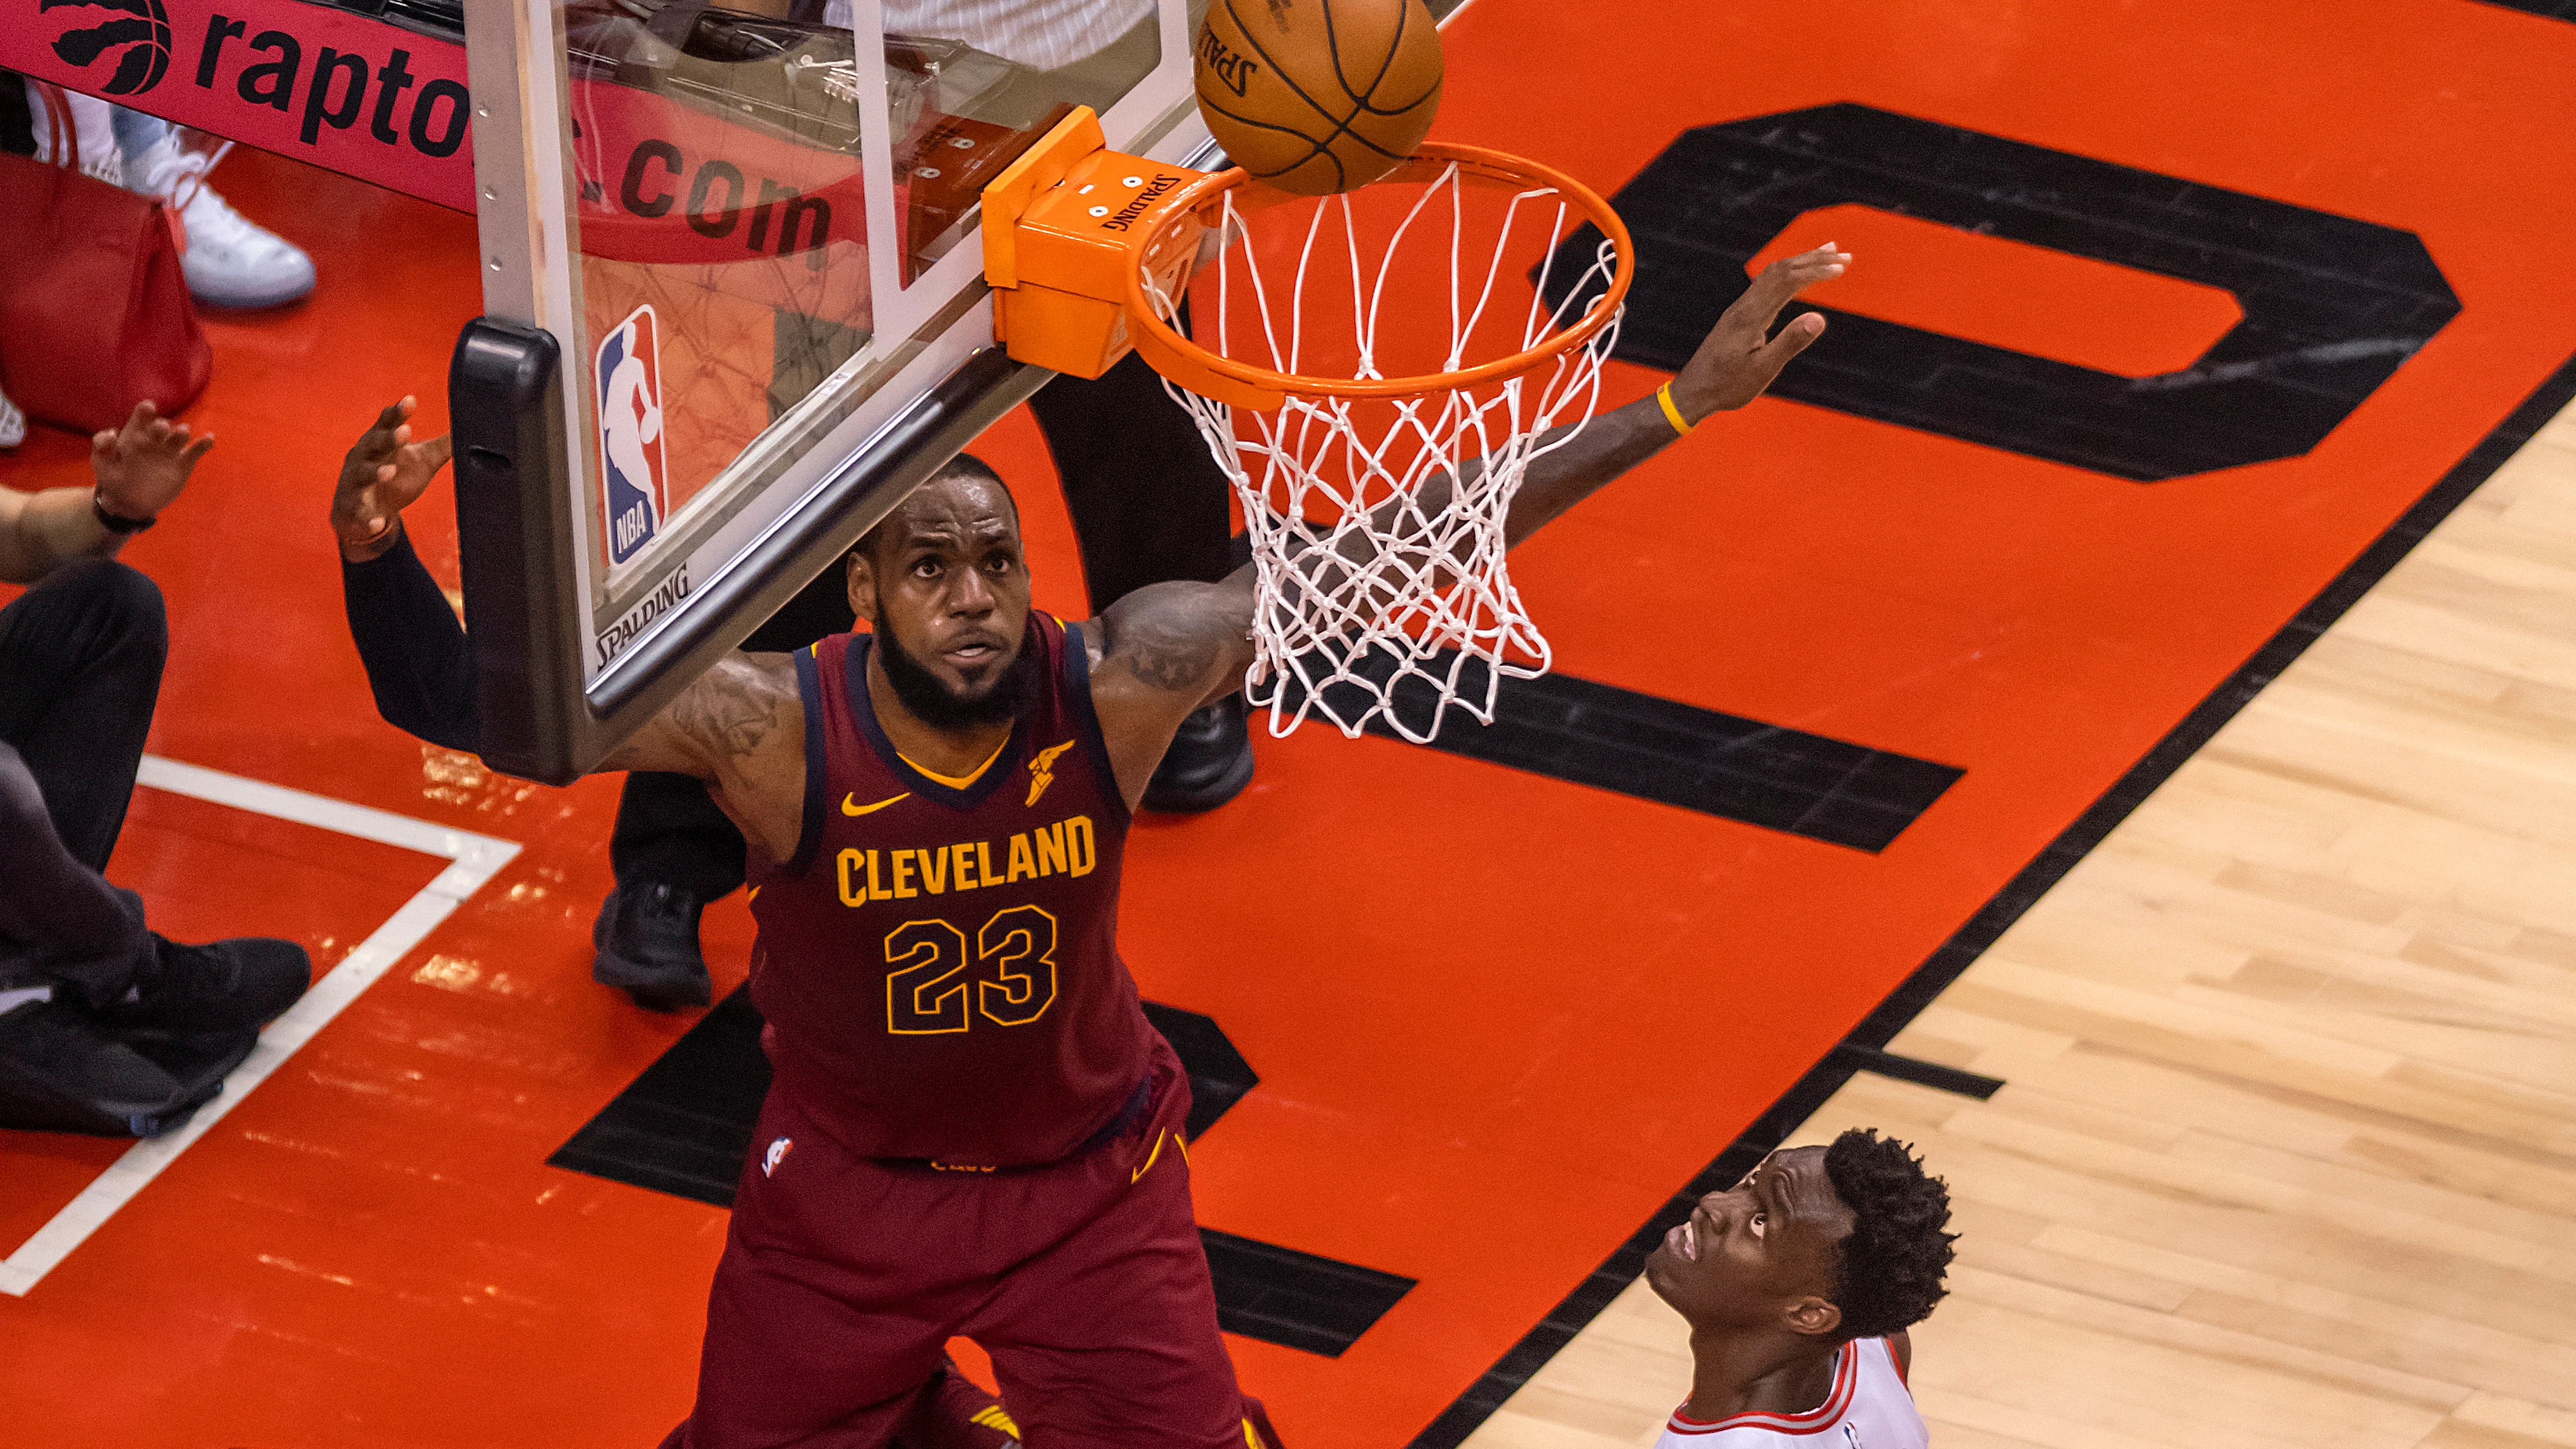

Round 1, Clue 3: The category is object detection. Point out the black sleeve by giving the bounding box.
[340,529,482,754]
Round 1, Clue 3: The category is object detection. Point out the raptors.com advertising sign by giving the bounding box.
[5,0,873,267]
[6,0,479,209]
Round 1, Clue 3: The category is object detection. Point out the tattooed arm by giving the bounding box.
[1083,575,1262,810]
[595,652,810,862]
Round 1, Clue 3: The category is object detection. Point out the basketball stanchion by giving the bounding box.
[982,108,1634,741]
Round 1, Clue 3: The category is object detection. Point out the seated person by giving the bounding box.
[1643,1130,1955,1446]
[0,405,311,1137]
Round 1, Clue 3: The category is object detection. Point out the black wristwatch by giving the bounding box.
[94,491,156,534]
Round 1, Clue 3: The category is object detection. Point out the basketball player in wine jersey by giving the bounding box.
[331,246,1852,1448]
[1643,1131,1956,1448]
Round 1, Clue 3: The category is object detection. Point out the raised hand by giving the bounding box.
[334,396,453,561]
[1668,243,1848,419]
[91,400,214,523]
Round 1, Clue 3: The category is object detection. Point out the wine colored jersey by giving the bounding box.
[1654,1339,1925,1449]
[745,612,1152,1166]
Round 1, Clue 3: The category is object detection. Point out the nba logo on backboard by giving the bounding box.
[595,304,668,567]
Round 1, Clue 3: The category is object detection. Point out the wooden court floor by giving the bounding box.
[1463,398,2576,1449]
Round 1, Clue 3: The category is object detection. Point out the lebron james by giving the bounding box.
[330,246,1849,1449]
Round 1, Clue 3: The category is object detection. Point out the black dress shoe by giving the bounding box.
[1142,695,1255,814]
[98,933,311,1035]
[0,996,213,1137]
[592,883,715,1011]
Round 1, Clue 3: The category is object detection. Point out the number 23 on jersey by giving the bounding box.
[884,905,1059,1034]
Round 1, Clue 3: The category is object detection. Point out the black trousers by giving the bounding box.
[608,348,1235,900]
[0,559,165,1003]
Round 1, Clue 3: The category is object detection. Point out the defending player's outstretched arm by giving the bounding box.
[1494,243,1845,547]
[330,398,811,863]
[1078,244,1849,772]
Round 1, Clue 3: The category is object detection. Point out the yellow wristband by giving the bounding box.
[1655,381,1696,437]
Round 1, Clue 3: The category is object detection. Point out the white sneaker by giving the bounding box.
[132,137,316,310]
[0,386,24,449]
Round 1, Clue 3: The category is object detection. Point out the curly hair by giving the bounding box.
[1820,1128,1957,1340]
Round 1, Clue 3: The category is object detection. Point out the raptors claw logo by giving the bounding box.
[42,0,173,96]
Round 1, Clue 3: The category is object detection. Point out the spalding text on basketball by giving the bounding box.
[1195,28,1260,98]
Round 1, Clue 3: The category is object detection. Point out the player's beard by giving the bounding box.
[872,614,1033,731]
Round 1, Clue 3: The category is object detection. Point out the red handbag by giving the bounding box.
[0,150,212,434]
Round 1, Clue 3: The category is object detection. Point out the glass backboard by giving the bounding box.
[452,0,1218,781]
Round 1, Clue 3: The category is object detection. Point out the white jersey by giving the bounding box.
[1656,1338,1926,1449]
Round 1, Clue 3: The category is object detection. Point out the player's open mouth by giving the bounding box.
[1663,1217,1698,1262]
[944,642,1000,666]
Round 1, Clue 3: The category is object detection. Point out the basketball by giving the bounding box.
[1192,0,1445,196]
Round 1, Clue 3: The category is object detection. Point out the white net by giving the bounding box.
[1139,159,1624,742]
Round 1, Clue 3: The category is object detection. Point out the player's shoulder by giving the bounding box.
[1656,1338,1923,1448]
[724,647,807,695]
[661,650,807,761]
[1058,609,1103,671]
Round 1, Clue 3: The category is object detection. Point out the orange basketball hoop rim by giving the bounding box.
[1124,144,1636,411]
[981,109,1636,412]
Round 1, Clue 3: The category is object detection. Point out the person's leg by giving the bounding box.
[1028,343,1254,813]
[114,105,314,308]
[0,741,200,1134]
[973,1046,1276,1449]
[593,772,738,1011]
[19,78,121,181]
[666,1087,976,1449]
[0,564,304,1133]
[1029,345,1235,611]
[605,774,747,904]
[107,103,168,166]
[0,557,168,872]
[595,566,858,1008]
[0,744,149,1008]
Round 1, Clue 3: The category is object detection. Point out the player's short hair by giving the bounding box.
[935,452,1007,491]
[854,452,1015,560]
[1821,1128,1956,1340]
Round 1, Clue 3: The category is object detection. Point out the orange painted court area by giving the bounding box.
[5,1,2575,1446]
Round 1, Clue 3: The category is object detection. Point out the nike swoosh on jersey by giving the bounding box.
[842,792,910,816]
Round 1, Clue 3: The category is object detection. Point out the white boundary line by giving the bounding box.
[0,757,520,1298]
